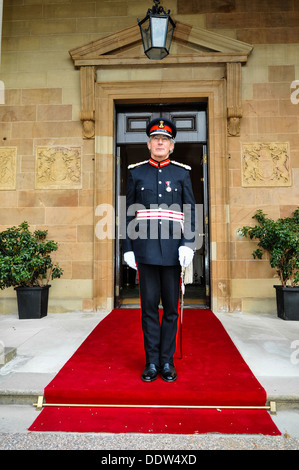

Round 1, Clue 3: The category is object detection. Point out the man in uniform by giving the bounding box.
[123,118,196,382]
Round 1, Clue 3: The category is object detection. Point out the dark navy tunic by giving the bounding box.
[123,157,196,266]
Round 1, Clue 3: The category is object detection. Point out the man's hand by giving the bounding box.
[178,246,194,268]
[124,251,137,270]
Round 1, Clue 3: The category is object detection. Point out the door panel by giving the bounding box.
[116,106,206,143]
[167,110,206,142]
[116,112,157,144]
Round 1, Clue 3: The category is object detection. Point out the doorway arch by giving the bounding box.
[94,79,227,313]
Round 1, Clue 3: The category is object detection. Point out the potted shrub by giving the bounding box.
[0,221,63,319]
[239,208,299,321]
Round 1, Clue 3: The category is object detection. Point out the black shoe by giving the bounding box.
[161,363,177,382]
[141,363,159,382]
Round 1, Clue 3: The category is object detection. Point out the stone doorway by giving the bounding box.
[93,79,226,312]
[69,22,253,312]
[115,103,210,309]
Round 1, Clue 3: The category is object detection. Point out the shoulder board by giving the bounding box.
[171,160,191,170]
[128,160,149,170]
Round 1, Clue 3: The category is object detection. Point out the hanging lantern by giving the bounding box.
[138,0,176,60]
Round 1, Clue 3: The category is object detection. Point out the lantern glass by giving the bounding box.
[139,9,176,60]
[150,15,168,48]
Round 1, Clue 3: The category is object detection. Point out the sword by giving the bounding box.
[179,265,186,359]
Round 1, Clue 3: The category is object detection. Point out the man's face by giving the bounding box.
[147,135,174,161]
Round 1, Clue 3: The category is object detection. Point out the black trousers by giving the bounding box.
[137,263,181,367]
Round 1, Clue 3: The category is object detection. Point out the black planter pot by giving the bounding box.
[274,285,299,321]
[14,285,51,319]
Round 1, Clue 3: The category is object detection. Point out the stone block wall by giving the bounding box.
[1,0,299,314]
[0,86,95,312]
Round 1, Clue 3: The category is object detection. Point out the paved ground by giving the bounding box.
[0,309,298,450]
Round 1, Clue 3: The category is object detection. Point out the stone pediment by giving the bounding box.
[69,21,253,68]
[70,22,253,139]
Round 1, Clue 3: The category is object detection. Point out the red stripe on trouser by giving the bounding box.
[136,262,142,322]
[175,277,182,359]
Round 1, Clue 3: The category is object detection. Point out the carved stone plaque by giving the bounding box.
[241,142,291,187]
[0,147,17,190]
[35,146,82,189]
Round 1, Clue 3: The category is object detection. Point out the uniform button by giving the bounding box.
[159,169,162,173]
[159,194,162,197]
[159,181,162,184]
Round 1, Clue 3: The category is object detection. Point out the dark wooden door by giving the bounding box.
[115,104,210,308]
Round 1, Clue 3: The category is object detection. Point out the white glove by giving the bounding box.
[124,251,137,270]
[178,246,194,268]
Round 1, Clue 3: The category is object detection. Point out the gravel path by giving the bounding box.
[0,431,298,451]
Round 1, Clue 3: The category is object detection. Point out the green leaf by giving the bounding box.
[238,208,299,287]
[0,221,63,289]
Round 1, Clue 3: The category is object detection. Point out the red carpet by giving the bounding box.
[29,309,280,435]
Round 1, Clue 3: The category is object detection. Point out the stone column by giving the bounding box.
[226,62,242,137]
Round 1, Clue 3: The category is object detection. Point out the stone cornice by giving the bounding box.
[69,21,253,68]
[69,21,253,138]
